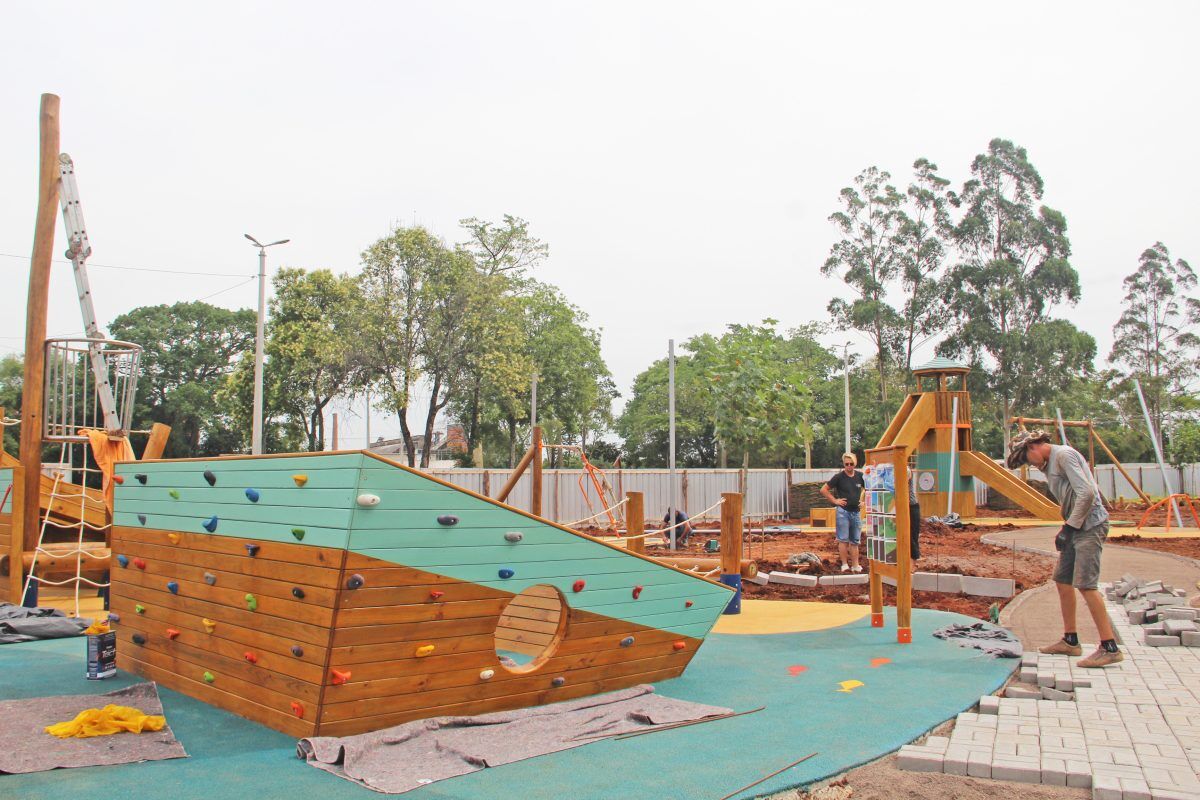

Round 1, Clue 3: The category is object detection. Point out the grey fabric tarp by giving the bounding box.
[298,684,732,794]
[932,621,1024,658]
[0,682,188,774]
[0,602,88,644]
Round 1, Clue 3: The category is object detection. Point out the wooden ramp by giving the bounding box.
[959,450,1062,521]
[0,449,108,529]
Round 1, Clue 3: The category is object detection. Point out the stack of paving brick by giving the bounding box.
[1108,575,1200,649]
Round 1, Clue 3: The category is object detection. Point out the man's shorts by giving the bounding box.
[835,506,863,544]
[1053,522,1109,589]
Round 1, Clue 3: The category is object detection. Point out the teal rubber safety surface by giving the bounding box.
[0,608,1014,800]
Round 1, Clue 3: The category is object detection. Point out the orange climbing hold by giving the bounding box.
[672,641,686,651]
[165,628,180,640]
[429,590,445,600]
[415,644,435,658]
[331,669,352,685]
[244,651,258,664]
[292,474,308,487]
[870,657,892,668]
[291,701,305,719]
[788,665,808,676]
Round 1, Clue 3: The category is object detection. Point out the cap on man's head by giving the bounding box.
[1006,429,1051,469]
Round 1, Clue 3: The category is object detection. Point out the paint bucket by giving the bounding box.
[704,539,720,553]
[719,573,742,615]
[86,629,117,680]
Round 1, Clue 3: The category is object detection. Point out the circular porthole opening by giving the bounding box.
[494,584,567,674]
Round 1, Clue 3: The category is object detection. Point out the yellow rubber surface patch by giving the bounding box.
[713,599,870,635]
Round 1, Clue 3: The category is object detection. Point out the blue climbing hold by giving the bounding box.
[134,473,148,484]
[551,676,566,687]
[292,587,305,599]
[132,633,146,645]
[116,554,129,568]
[137,514,147,525]
[245,543,260,557]
[202,515,219,533]
[203,469,217,486]
[437,514,459,526]
[244,488,260,503]
[204,572,217,585]
[108,612,120,623]
[291,645,304,657]
[498,568,515,579]
[167,581,179,594]
[620,636,635,647]
[346,574,364,590]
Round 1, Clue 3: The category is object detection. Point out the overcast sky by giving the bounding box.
[3,2,1197,448]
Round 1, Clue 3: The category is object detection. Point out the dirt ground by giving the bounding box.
[1109,534,1200,561]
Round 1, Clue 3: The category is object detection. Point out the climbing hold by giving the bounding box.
[787,665,808,676]
[245,593,258,611]
[346,574,364,590]
[292,474,308,487]
[113,474,125,485]
[166,628,180,640]
[167,581,179,594]
[134,473,148,484]
[168,489,180,499]
[330,669,352,685]
[203,469,217,486]
[503,531,523,543]
[137,514,147,525]
[116,554,129,568]
[167,533,180,544]
[836,680,865,694]
[620,636,634,647]
[202,515,219,533]
[672,641,686,651]
[685,600,694,608]
[244,651,258,664]
[869,657,891,668]
[498,568,515,579]
[290,528,305,541]
[291,587,305,599]
[291,645,304,657]
[291,701,305,719]
[107,612,120,623]
[551,676,566,687]
[429,590,445,600]
[436,514,459,526]
[479,669,495,681]
[134,605,145,615]
[132,633,146,645]
[415,644,435,658]
[632,585,644,600]
[202,618,216,633]
[204,572,217,585]
[203,671,215,683]
[356,493,381,507]
[245,544,260,557]
[572,580,586,593]
[245,488,260,503]
[133,558,146,570]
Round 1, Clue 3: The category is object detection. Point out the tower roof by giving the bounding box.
[912,357,970,377]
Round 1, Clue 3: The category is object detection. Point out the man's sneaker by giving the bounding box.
[1077,648,1124,668]
[840,563,850,573]
[1038,639,1082,657]
[851,565,863,573]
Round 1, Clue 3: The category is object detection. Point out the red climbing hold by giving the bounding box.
[788,665,808,676]
[291,701,305,719]
[113,474,125,485]
[133,558,147,570]
[165,628,180,640]
[331,669,352,685]
[573,580,585,593]
[672,641,686,651]
[632,585,644,599]
[870,657,892,668]
[244,651,258,664]
[685,600,694,608]
[429,590,445,600]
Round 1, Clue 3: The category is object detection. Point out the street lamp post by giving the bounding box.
[842,342,852,455]
[245,233,289,455]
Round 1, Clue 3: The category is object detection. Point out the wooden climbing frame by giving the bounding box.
[865,445,913,644]
[1137,493,1200,532]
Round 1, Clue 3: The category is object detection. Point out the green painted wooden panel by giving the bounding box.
[0,468,13,514]
[357,465,464,491]
[112,510,349,550]
[115,486,358,510]
[353,544,626,567]
[348,526,603,549]
[115,453,366,474]
[114,469,362,491]
[116,499,353,530]
[351,507,560,530]
[350,488,518,511]
[427,564,719,590]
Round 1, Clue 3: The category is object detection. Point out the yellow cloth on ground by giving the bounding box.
[83,619,110,635]
[45,705,166,738]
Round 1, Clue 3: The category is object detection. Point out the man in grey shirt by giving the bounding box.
[1008,430,1122,667]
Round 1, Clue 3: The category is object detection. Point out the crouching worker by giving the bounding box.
[661,508,693,547]
[1008,430,1122,667]
[821,452,865,573]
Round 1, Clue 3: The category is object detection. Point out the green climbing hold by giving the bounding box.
[245,593,258,611]
[291,528,305,541]
[135,604,145,614]
[168,489,180,500]
[203,671,215,683]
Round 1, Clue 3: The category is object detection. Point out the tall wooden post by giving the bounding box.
[9,464,25,605]
[20,94,61,552]
[719,492,743,614]
[625,491,645,555]
[141,423,171,461]
[530,426,543,517]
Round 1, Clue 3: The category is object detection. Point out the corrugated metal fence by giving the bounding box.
[421,462,1200,529]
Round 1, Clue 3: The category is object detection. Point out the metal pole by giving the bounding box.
[946,396,959,517]
[668,339,677,551]
[843,343,851,455]
[252,246,266,454]
[1134,378,1183,527]
[364,390,371,447]
[1055,408,1069,448]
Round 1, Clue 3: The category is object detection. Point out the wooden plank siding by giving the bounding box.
[0,467,13,604]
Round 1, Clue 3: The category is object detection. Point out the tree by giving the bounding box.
[458,215,548,277]
[108,302,255,457]
[1109,242,1200,452]
[616,354,718,467]
[822,166,905,402]
[939,138,1093,444]
[895,158,952,387]
[0,354,21,455]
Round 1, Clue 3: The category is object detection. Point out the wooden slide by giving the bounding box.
[958,450,1062,521]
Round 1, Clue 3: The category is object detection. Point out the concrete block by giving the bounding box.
[1005,685,1043,699]
[1143,624,1166,635]
[1128,609,1147,625]
[896,746,943,773]
[1182,631,1200,648]
[924,736,950,752]
[966,750,990,778]
[1120,778,1151,800]
[745,573,770,586]
[818,573,868,585]
[1019,668,1037,684]
[1162,607,1198,621]
[1042,687,1074,701]
[1147,635,1182,647]
[961,575,1016,598]
[990,759,1041,783]
[1093,773,1124,800]
[767,571,817,587]
[943,746,970,776]
[1038,671,1056,688]
[1056,677,1075,692]
[1041,758,1068,787]
[1066,759,1093,788]
[1152,595,1185,608]
[1163,619,1197,636]
[979,695,1001,715]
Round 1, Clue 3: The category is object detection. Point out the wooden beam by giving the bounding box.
[20,94,60,552]
[495,438,537,503]
[141,423,172,460]
[625,491,645,555]
[720,492,743,577]
[530,426,542,517]
[1090,425,1151,505]
[9,464,24,604]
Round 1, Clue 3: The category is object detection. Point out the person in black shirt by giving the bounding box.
[661,508,693,547]
[820,452,865,572]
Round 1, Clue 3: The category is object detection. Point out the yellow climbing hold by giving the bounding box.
[292,474,308,487]
[167,533,181,545]
[202,618,216,633]
[45,705,166,738]
[415,644,435,658]
[836,680,864,693]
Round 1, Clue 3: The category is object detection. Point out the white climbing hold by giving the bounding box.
[504,532,523,543]
[479,669,495,681]
[356,493,381,507]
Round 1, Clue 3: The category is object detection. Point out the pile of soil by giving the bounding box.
[1110,534,1200,561]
